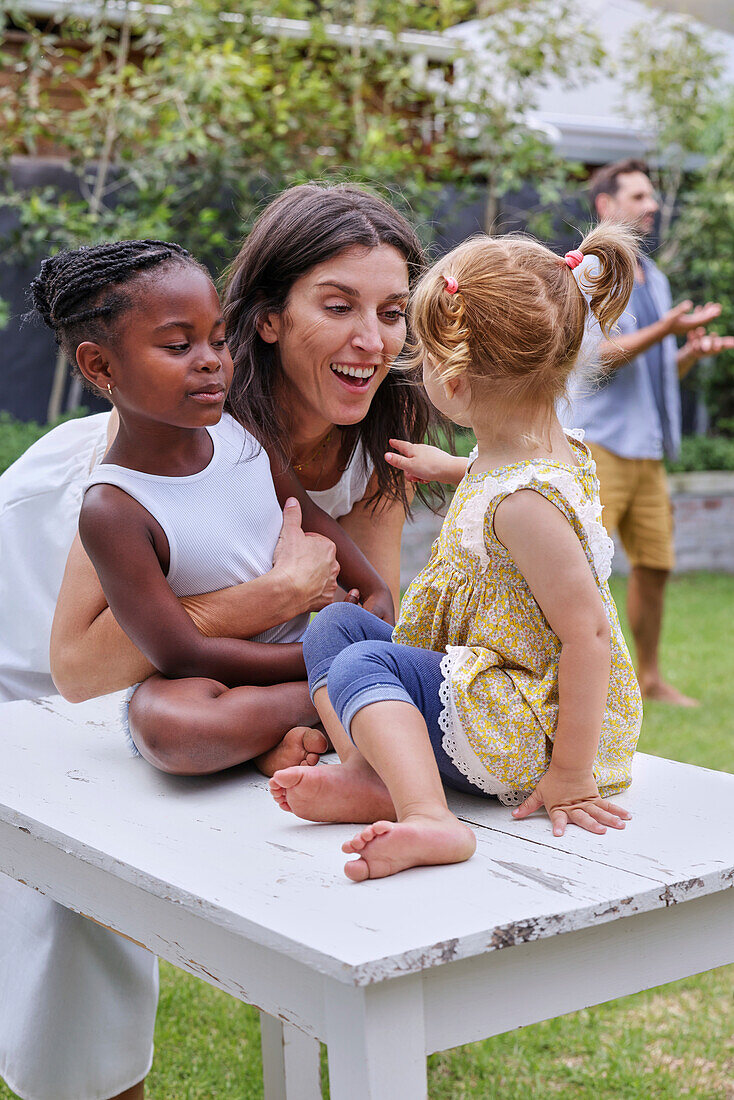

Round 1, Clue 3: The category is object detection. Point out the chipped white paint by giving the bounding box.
[0,693,732,1099]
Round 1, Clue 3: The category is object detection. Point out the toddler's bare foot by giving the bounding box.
[342,813,476,882]
[269,760,395,823]
[255,726,328,778]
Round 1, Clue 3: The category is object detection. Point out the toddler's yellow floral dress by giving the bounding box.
[393,432,642,806]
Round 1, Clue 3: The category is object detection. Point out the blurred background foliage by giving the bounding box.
[0,0,732,435]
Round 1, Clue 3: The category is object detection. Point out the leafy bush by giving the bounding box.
[665,434,734,473]
[666,95,734,436]
[0,410,86,475]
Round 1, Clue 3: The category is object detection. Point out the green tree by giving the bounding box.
[619,10,724,243]
[617,11,734,434]
[666,93,734,435]
[443,0,604,233]
[2,0,603,417]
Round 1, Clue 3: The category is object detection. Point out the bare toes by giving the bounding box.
[345,858,370,882]
[303,729,328,754]
[271,766,306,790]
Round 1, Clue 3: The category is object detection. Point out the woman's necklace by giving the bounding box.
[292,429,333,474]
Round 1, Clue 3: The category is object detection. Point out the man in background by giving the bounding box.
[564,159,734,705]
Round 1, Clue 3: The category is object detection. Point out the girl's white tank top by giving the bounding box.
[84,413,307,644]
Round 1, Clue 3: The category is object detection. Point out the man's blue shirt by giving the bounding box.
[562,256,681,460]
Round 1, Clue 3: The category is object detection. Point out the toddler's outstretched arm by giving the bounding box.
[385,438,469,487]
[494,489,631,837]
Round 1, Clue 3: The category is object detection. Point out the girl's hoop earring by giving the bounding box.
[106,383,113,396]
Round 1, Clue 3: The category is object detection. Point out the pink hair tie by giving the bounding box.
[443,274,459,294]
[564,249,584,270]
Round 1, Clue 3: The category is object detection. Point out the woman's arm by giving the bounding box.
[51,500,338,701]
[78,486,307,687]
[494,491,628,836]
[269,462,395,625]
[337,471,408,618]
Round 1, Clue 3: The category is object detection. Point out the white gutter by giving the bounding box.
[13,0,461,61]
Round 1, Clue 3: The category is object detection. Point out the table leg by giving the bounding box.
[324,974,427,1100]
[260,1011,322,1100]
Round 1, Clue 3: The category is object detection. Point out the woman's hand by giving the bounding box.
[385,439,469,487]
[512,764,631,837]
[272,498,340,613]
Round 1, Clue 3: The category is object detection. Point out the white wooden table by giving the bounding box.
[1,693,732,1099]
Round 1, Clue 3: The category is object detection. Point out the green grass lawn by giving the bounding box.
[1,574,732,1099]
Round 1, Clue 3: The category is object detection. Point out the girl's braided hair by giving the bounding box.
[29,239,199,366]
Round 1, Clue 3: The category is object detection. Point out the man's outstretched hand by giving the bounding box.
[664,300,723,336]
[677,324,734,376]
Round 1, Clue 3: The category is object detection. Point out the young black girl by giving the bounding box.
[31,238,393,776]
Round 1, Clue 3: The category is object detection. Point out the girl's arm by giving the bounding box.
[385,438,469,487]
[78,486,306,688]
[493,490,630,836]
[270,463,396,626]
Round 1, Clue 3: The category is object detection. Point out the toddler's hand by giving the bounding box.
[511,764,631,837]
[385,439,468,487]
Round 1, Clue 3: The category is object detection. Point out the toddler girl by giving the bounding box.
[30,239,392,774]
[270,225,643,880]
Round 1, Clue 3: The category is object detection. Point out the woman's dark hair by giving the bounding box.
[223,182,443,513]
[29,239,203,370]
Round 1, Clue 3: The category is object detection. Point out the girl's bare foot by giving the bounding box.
[342,813,476,882]
[269,760,396,823]
[254,726,328,778]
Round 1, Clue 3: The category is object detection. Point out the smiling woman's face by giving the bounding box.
[258,243,410,431]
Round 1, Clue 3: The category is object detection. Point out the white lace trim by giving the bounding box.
[454,456,614,583]
[438,647,529,807]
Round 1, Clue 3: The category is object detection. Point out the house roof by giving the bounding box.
[444,0,734,163]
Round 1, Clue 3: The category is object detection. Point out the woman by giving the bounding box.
[0,182,435,1100]
[50,186,433,734]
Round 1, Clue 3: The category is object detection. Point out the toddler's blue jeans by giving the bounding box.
[303,602,481,794]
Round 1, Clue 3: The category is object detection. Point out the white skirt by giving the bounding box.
[0,874,158,1100]
[0,413,158,1100]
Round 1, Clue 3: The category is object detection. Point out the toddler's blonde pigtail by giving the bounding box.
[409,268,473,383]
[576,223,638,337]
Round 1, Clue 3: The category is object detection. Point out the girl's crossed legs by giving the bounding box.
[269,603,477,880]
[127,675,326,777]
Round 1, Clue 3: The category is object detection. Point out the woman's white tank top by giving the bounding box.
[84,414,307,644]
[307,441,373,519]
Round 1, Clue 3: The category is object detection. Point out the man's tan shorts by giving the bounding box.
[590,443,674,571]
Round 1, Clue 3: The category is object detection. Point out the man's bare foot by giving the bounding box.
[640,678,699,707]
[269,760,396,823]
[255,727,328,778]
[342,813,476,882]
